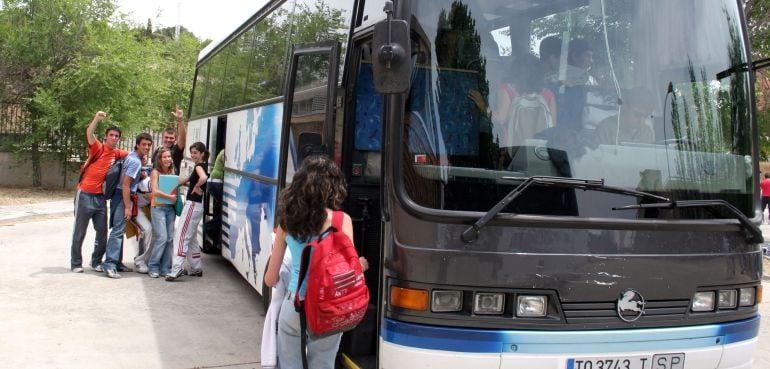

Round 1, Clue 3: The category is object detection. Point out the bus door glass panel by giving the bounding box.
[291,0,354,86]
[283,50,336,187]
[356,0,386,28]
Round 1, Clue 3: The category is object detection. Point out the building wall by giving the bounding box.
[0,152,79,189]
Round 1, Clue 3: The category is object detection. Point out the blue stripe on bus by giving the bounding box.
[382,316,759,354]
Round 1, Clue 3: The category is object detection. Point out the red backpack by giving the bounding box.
[293,211,369,340]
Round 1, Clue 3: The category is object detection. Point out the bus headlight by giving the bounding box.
[739,287,756,306]
[718,290,737,309]
[432,290,462,312]
[516,295,547,317]
[691,291,715,312]
[473,292,504,315]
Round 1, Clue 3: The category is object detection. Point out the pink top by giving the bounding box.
[500,83,555,106]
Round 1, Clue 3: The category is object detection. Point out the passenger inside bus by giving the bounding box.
[593,87,656,145]
[555,38,596,132]
[468,54,556,169]
[539,35,563,95]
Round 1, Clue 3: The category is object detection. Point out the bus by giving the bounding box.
[184,0,763,368]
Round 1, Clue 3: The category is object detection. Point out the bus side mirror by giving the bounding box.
[372,4,411,94]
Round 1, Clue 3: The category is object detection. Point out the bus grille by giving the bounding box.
[561,300,690,324]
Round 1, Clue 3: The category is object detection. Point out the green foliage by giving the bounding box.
[0,0,205,186]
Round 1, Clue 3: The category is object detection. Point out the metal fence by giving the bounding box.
[116,130,165,153]
[0,103,31,149]
[0,104,29,133]
[1,103,166,160]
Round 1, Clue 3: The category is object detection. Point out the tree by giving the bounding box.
[0,0,117,186]
[745,0,770,159]
[0,0,203,187]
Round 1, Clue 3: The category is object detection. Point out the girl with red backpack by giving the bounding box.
[265,155,367,369]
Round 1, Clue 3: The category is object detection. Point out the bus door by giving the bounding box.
[337,39,384,366]
[279,41,340,189]
[203,115,226,254]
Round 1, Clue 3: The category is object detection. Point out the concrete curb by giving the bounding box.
[0,200,73,224]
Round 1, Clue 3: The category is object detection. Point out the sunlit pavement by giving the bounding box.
[0,205,265,369]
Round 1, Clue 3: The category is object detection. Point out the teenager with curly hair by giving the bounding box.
[264,155,367,369]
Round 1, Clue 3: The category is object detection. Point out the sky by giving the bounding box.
[115,0,267,42]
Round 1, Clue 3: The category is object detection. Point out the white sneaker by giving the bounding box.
[105,268,121,279]
[165,268,187,281]
[135,261,149,274]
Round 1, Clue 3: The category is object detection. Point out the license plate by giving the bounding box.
[566,353,685,369]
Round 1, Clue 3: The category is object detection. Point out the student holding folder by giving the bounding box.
[148,147,181,278]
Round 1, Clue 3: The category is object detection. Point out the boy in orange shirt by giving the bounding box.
[70,111,128,273]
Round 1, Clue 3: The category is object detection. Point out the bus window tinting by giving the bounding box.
[189,0,353,119]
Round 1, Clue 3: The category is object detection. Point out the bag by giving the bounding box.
[130,192,139,218]
[174,190,184,216]
[497,92,553,147]
[102,157,125,198]
[294,211,368,337]
[79,146,104,183]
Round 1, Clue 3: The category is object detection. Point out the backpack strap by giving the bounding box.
[299,306,309,369]
[80,145,105,183]
[295,243,314,369]
[331,210,344,232]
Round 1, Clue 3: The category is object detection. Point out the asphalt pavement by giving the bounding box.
[0,200,265,369]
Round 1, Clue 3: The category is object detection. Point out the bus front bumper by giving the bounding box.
[379,317,759,369]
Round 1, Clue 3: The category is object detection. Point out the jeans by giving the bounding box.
[70,190,108,269]
[103,192,126,271]
[149,205,175,275]
[277,296,342,369]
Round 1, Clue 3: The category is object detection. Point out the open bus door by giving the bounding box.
[202,115,226,254]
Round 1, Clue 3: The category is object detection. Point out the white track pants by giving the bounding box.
[132,207,153,265]
[171,200,203,273]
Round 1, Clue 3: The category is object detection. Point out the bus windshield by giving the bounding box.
[399,0,754,219]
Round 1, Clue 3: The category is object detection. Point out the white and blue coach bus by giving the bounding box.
[185,0,763,368]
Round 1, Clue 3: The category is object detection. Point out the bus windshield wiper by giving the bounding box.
[613,200,763,244]
[460,176,670,243]
[715,57,770,79]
